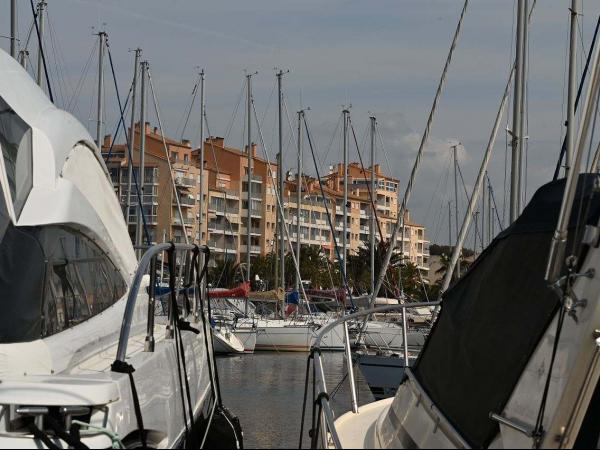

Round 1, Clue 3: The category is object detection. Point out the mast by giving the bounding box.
[135,61,148,257]
[36,0,46,88]
[277,70,285,290]
[96,31,107,147]
[546,0,600,282]
[10,0,17,59]
[510,0,527,223]
[198,69,206,244]
[565,0,580,176]
[370,116,376,296]
[488,181,492,244]
[296,110,304,291]
[482,173,486,248]
[342,109,350,280]
[448,201,452,250]
[473,211,479,254]
[126,49,141,226]
[452,143,461,277]
[246,73,253,283]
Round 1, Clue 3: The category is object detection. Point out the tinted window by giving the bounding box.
[0,96,33,217]
[40,227,128,337]
[0,225,127,343]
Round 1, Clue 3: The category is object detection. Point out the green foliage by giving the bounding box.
[208,258,243,288]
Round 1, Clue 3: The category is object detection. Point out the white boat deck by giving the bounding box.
[334,398,393,449]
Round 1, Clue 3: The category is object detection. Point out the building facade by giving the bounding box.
[102,126,429,273]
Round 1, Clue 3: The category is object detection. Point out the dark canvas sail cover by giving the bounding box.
[413,175,600,448]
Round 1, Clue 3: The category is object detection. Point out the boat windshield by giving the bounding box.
[0,225,127,344]
[0,96,33,218]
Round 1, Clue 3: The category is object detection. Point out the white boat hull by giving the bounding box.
[213,329,246,354]
[232,327,258,353]
[243,319,346,352]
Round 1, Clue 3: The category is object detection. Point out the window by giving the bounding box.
[0,225,127,343]
[0,96,33,217]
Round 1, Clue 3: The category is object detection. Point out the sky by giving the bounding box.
[2,0,600,247]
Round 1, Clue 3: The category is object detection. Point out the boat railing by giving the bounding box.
[308,301,440,449]
[115,243,210,364]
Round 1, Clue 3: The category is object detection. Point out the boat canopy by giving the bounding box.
[412,175,600,448]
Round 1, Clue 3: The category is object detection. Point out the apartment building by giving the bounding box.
[103,128,429,273]
[102,122,203,246]
[194,137,278,266]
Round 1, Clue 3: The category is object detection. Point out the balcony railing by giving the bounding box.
[173,217,194,226]
[175,176,195,188]
[176,197,196,207]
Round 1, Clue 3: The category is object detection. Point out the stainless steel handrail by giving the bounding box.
[310,301,440,449]
[115,243,209,363]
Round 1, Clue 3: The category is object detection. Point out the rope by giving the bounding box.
[348,118,384,242]
[371,0,469,311]
[146,67,190,245]
[299,353,313,449]
[104,45,151,246]
[111,360,147,448]
[167,245,190,445]
[28,0,53,102]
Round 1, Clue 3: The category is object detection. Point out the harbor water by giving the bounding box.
[217,352,375,449]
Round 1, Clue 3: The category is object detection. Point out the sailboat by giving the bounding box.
[305,2,600,449]
[0,46,241,448]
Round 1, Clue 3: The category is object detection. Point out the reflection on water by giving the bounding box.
[217,352,374,449]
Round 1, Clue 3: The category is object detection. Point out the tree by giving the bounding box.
[208,258,243,289]
[283,245,335,290]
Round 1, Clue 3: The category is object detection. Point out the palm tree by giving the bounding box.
[209,258,243,288]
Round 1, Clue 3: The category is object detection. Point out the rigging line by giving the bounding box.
[22,19,35,52]
[203,114,247,284]
[105,44,151,247]
[298,176,337,289]
[570,81,600,259]
[348,118,384,242]
[424,150,452,227]
[371,0,470,313]
[375,125,394,187]
[322,114,344,166]
[224,78,246,143]
[455,159,484,245]
[303,113,355,308]
[432,159,452,244]
[554,11,600,180]
[250,101,320,312]
[485,174,504,231]
[29,0,54,103]
[147,67,190,245]
[46,10,73,111]
[44,14,65,108]
[67,40,97,112]
[177,74,200,141]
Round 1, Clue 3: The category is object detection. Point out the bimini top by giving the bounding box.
[0,48,136,278]
[411,174,600,448]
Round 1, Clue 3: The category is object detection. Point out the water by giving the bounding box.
[217,352,375,449]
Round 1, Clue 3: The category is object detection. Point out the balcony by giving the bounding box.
[175,176,195,188]
[128,215,158,226]
[173,217,194,227]
[242,207,262,217]
[240,245,261,254]
[176,196,196,207]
